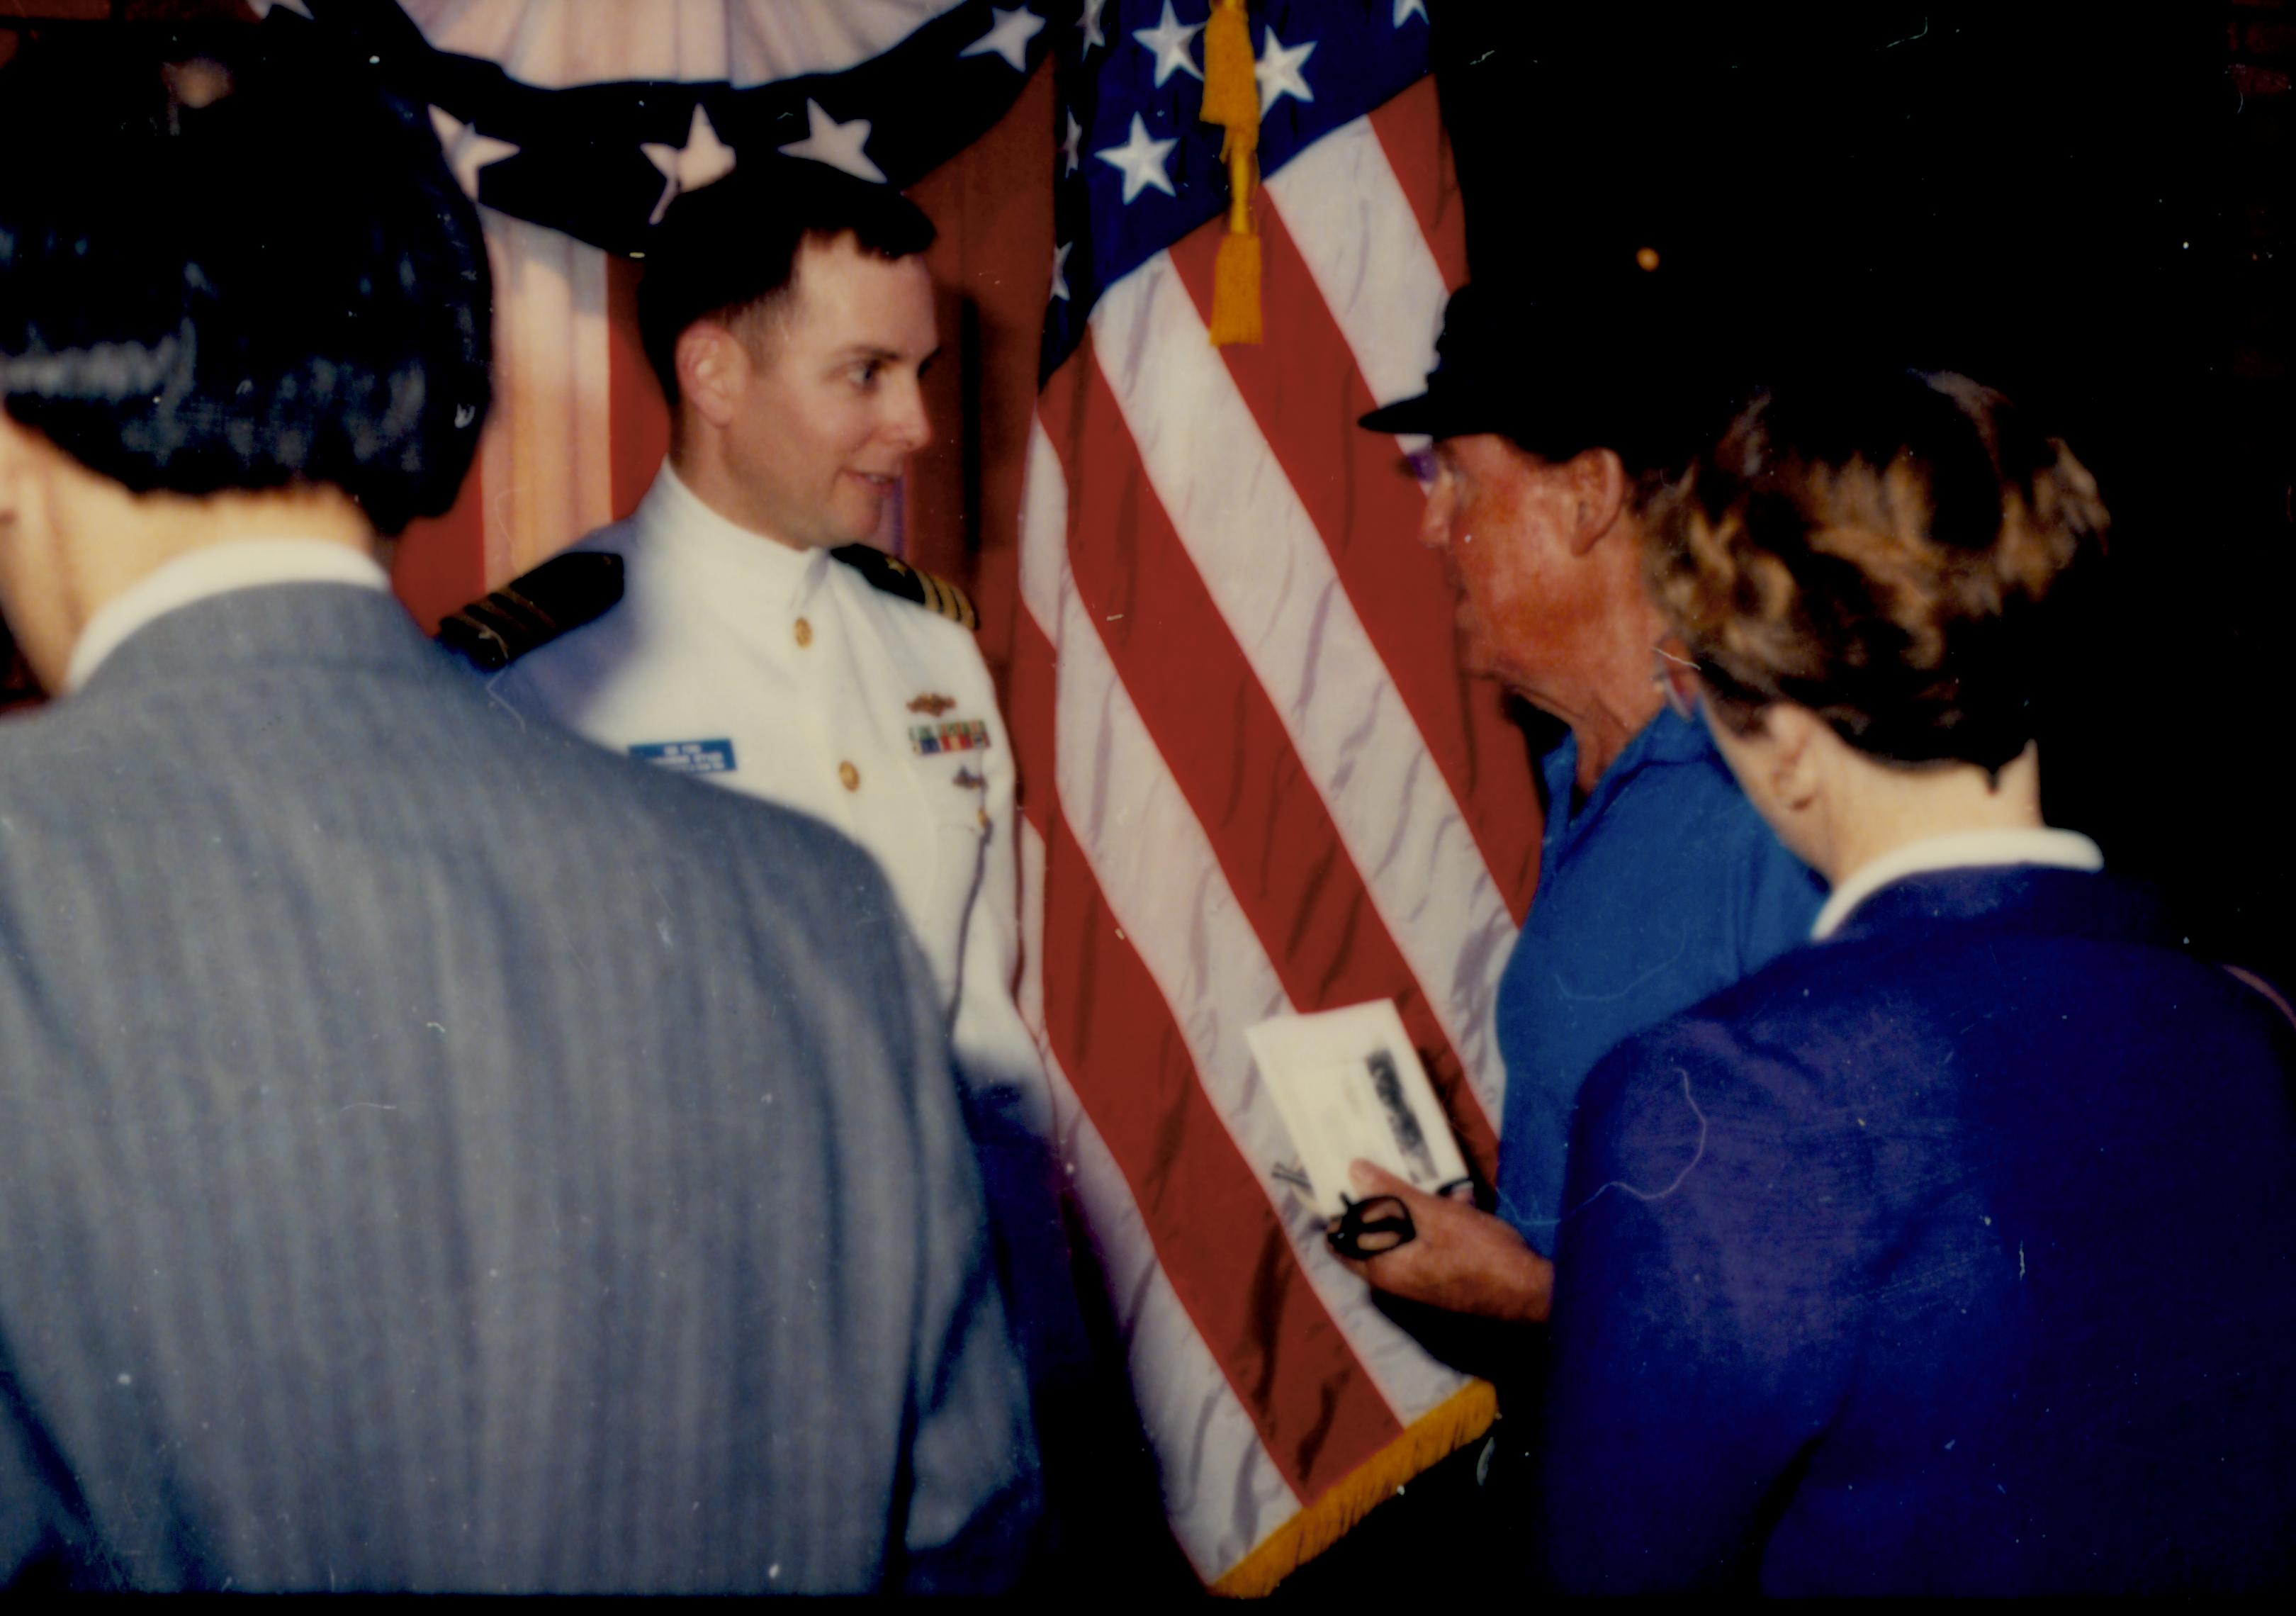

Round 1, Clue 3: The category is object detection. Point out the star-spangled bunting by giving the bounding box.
[1078,0,1110,57]
[254,0,1052,258]
[427,106,520,202]
[777,98,887,183]
[642,103,738,222]
[960,6,1046,72]
[1062,108,1084,176]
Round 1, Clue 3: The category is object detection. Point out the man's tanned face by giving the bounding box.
[1417,432,1595,702]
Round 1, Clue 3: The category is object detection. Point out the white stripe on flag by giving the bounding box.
[1085,269,1518,1130]
[1266,122,1514,1130]
[1015,828,1296,1582]
[1019,417,1473,1430]
[1266,116,1451,409]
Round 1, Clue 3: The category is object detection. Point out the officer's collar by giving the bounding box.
[636,463,833,609]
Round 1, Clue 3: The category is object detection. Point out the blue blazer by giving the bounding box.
[1536,865,2296,1593]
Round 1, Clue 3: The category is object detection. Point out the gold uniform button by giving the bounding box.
[838,761,860,792]
[794,617,813,648]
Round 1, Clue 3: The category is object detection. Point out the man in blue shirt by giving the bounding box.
[1336,284,1820,1350]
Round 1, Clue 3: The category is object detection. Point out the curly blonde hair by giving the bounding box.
[1648,371,2110,770]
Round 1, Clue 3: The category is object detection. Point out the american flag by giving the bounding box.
[1013,0,1543,1588]
[270,0,1542,1588]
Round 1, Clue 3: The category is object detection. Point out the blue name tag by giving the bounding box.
[629,739,736,776]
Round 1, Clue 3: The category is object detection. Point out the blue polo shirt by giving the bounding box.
[1493,707,1823,1255]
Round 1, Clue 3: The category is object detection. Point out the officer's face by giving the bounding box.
[724,232,938,551]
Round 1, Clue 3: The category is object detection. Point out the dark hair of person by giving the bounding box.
[0,31,490,537]
[635,161,936,407]
[1648,370,2110,772]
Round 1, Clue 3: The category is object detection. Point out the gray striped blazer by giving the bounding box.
[0,583,1038,1592]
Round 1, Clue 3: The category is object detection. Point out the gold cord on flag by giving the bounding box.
[1210,1380,1502,1596]
[1200,0,1261,345]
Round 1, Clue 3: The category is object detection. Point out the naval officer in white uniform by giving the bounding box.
[485,166,1044,1113]
[463,165,1196,1581]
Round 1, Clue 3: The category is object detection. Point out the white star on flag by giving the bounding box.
[1096,113,1178,204]
[245,1,311,16]
[960,6,1045,72]
[427,107,520,203]
[1079,0,1110,56]
[1255,28,1316,111]
[1394,0,1429,25]
[1062,108,1084,176]
[1132,1,1203,89]
[1051,241,1073,302]
[777,98,887,184]
[643,103,738,223]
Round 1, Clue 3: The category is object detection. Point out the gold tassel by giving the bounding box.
[1200,0,1261,346]
[1208,223,1263,346]
[1200,0,1258,147]
[1208,1381,1501,1598]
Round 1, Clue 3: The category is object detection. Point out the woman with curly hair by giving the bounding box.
[1533,371,2296,1593]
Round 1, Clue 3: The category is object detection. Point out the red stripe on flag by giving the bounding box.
[1039,345,1499,1175]
[1011,605,1407,1500]
[1367,77,1470,293]
[1166,213,1541,925]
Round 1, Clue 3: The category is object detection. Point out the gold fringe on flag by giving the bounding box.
[1200,0,1261,345]
[1208,1379,1502,1598]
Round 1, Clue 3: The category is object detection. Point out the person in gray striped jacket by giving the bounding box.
[0,25,1037,1593]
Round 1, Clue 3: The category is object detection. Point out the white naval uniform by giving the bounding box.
[488,465,1047,1116]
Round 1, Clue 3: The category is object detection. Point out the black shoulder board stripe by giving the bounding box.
[830,544,977,632]
[437,552,626,671]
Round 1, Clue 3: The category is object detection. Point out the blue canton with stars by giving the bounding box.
[1044,0,1431,378]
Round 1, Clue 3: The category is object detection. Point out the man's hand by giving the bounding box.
[1329,1162,1554,1324]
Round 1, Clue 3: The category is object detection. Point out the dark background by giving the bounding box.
[1435,1,2296,993]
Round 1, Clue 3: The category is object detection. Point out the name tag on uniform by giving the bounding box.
[630,739,737,776]
[910,719,991,756]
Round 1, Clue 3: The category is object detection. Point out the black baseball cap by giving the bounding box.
[1360,267,1745,477]
[1358,283,1551,442]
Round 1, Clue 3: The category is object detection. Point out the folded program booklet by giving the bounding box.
[1245,999,1471,1221]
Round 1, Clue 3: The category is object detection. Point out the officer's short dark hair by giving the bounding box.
[636,162,937,407]
[0,30,490,537]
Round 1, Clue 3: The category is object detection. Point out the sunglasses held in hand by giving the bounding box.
[1324,1177,1475,1260]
